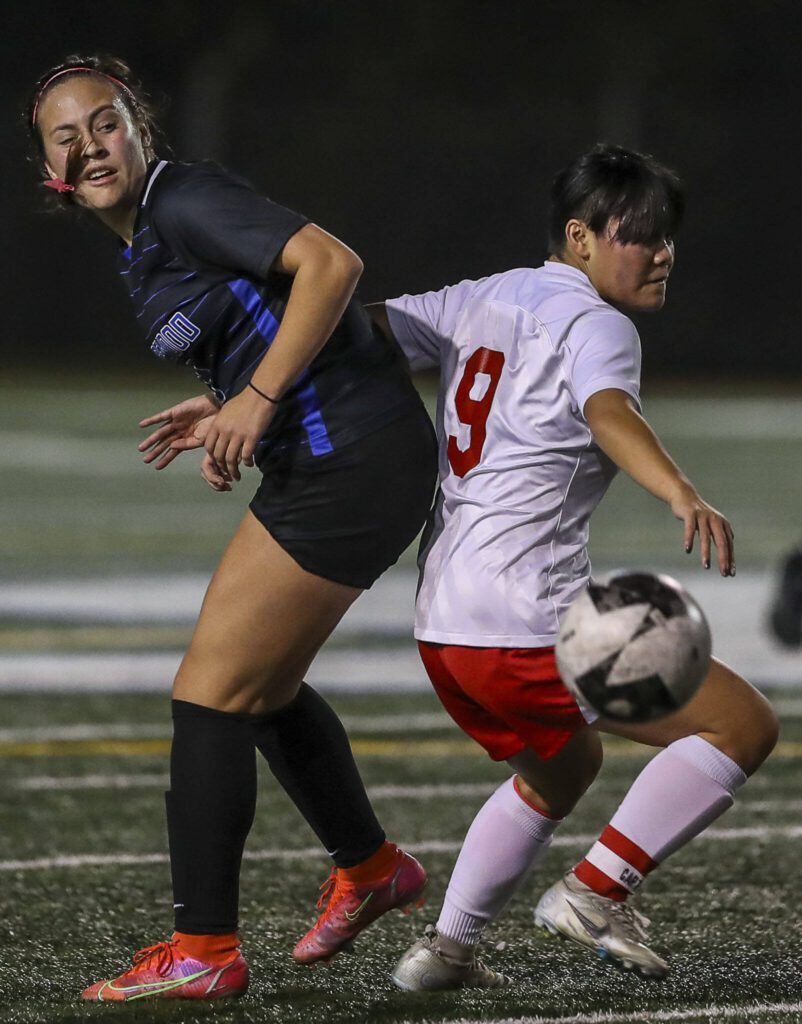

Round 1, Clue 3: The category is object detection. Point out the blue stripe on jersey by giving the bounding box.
[293,373,334,455]
[227,278,280,345]
[227,278,333,455]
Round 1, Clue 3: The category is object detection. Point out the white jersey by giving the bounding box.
[386,261,641,648]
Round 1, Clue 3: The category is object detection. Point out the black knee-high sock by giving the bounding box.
[167,700,257,934]
[252,684,385,868]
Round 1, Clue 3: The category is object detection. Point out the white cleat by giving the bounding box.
[391,933,511,992]
[534,872,668,979]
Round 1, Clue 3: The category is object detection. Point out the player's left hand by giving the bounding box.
[138,393,220,470]
[202,388,276,482]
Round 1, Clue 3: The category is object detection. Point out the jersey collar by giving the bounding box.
[541,260,595,288]
[140,158,170,208]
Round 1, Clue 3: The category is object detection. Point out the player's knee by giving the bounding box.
[173,650,301,714]
[717,687,779,776]
[510,729,602,818]
[739,693,779,775]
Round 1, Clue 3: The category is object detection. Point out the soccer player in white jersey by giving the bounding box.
[368,145,778,989]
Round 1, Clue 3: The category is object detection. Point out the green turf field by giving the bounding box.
[2,689,802,1024]
[2,379,802,1023]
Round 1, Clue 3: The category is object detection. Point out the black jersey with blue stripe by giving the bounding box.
[119,159,419,459]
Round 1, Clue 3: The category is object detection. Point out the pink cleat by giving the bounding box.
[81,935,248,1002]
[293,844,427,964]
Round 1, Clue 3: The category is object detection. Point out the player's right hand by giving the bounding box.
[200,452,232,491]
[138,394,221,470]
[669,484,735,577]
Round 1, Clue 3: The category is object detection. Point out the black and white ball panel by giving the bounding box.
[556,572,712,723]
[573,661,677,723]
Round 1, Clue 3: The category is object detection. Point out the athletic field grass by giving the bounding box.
[2,379,802,1022]
[2,688,802,1024]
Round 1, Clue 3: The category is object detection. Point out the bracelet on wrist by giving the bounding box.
[248,382,281,405]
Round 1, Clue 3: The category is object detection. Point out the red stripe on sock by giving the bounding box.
[599,825,657,874]
[573,860,629,902]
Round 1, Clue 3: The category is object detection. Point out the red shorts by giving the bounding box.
[418,641,589,761]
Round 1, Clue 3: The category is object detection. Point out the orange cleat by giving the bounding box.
[293,844,426,964]
[81,935,248,1002]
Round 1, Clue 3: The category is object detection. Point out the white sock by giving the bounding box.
[576,735,747,898]
[437,776,561,946]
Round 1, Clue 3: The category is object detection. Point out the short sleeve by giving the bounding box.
[152,163,308,279]
[385,279,477,371]
[563,310,642,414]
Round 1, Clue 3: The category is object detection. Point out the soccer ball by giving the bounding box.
[556,572,712,723]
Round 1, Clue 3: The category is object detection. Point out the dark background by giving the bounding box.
[4,0,800,379]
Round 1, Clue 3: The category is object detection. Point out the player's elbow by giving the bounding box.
[280,223,363,285]
[337,246,364,282]
[311,230,363,282]
[315,244,363,295]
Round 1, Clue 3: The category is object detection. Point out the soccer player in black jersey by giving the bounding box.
[28,55,436,1002]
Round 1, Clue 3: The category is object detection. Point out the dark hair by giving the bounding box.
[24,54,162,206]
[547,144,685,255]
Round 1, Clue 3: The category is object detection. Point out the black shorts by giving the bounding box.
[249,405,437,589]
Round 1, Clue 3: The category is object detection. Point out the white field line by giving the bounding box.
[0,570,415,631]
[5,761,777,790]
[0,712,451,744]
[401,1000,802,1024]
[5,697,802,745]
[4,825,802,873]
[0,840,456,873]
[0,723,169,742]
[0,649,430,693]
[17,773,169,791]
[3,646,793,692]
[768,698,802,716]
[738,799,802,812]
[16,775,496,798]
[0,432,200,478]
[11,769,799,815]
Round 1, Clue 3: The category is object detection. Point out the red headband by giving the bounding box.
[31,67,133,126]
